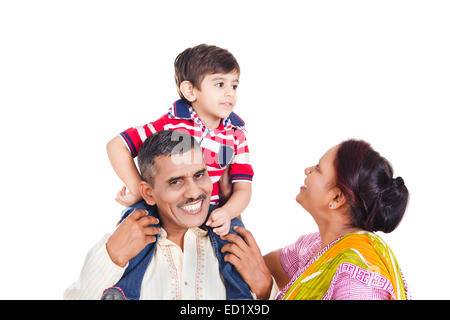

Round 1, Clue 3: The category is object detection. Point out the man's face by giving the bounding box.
[144,147,213,233]
[192,70,239,128]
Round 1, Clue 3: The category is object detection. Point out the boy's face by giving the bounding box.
[191,70,239,128]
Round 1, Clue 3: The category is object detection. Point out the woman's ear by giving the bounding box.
[328,187,347,210]
[139,181,156,206]
[179,80,197,103]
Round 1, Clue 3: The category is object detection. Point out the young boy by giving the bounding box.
[106,44,253,236]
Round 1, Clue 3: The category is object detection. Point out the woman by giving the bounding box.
[221,139,411,300]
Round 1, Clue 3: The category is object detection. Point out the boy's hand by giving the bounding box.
[115,186,143,207]
[205,207,231,236]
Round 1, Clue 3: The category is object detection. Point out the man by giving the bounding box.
[64,130,276,300]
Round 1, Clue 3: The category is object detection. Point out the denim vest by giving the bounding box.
[101,201,252,300]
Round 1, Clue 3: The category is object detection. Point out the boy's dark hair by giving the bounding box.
[174,44,240,101]
[137,130,202,186]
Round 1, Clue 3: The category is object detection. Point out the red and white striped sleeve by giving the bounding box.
[229,129,254,183]
[119,115,167,158]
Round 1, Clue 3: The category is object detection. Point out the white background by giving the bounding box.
[1,1,449,299]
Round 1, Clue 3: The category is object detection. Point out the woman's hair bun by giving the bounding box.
[393,176,404,188]
[372,176,409,233]
[380,176,406,205]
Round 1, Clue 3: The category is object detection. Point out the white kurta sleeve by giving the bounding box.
[63,234,128,300]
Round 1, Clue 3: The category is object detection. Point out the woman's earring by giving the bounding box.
[329,203,334,209]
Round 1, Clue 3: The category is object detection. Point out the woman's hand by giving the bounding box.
[220,226,273,299]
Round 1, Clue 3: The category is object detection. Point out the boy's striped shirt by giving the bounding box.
[119,99,253,205]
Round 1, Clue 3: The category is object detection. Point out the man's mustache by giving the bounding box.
[177,194,208,207]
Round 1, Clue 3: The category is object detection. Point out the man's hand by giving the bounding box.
[115,186,143,207]
[106,209,160,267]
[221,226,273,299]
[205,207,231,236]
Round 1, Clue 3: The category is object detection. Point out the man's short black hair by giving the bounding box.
[137,130,202,186]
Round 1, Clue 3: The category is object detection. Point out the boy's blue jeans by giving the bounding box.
[104,201,252,300]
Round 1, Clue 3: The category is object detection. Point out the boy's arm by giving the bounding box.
[206,182,251,235]
[226,128,254,216]
[220,181,251,220]
[208,127,254,235]
[106,136,143,205]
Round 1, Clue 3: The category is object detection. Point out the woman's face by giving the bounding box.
[296,145,340,218]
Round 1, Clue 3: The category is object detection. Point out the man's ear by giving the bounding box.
[328,187,347,210]
[179,80,197,102]
[139,180,156,206]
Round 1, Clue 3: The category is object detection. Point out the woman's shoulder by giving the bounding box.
[294,232,321,247]
[282,232,321,254]
[280,233,321,264]
[278,232,322,282]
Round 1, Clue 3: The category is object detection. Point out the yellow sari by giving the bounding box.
[282,231,408,300]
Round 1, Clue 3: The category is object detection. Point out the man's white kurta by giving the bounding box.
[64,227,226,299]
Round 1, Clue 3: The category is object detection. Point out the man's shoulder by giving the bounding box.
[120,201,159,222]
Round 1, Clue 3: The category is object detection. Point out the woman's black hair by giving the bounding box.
[334,139,409,233]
